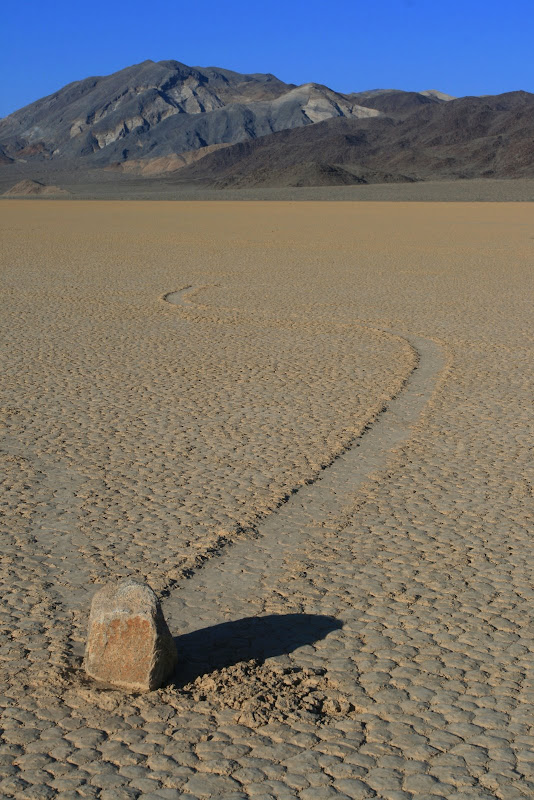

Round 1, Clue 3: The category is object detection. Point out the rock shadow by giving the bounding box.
[173,613,342,684]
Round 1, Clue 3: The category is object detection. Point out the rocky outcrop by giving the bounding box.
[0,60,384,167]
[3,179,69,196]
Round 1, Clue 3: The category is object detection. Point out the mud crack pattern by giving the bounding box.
[0,200,533,800]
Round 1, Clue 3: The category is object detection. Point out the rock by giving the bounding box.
[84,579,177,691]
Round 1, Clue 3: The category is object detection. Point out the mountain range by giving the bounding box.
[1,59,533,189]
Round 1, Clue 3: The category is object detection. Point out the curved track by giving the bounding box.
[10,284,445,673]
[162,286,446,679]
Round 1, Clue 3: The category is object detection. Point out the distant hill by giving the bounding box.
[171,91,534,187]
[346,89,445,116]
[3,179,69,196]
[1,59,532,189]
[0,60,382,169]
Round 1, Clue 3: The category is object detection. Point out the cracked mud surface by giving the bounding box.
[0,200,533,799]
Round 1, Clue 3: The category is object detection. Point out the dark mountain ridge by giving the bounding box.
[1,59,532,189]
[171,90,534,187]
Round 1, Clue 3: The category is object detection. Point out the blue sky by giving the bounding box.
[1,0,533,117]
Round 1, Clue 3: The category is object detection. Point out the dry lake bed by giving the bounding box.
[1,199,533,799]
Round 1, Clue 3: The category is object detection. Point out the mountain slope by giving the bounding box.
[346,89,443,116]
[0,61,380,166]
[3,59,529,189]
[171,91,534,186]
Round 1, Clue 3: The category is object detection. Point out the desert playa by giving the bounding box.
[1,199,533,799]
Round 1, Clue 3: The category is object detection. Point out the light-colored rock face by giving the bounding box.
[84,579,177,691]
[273,83,381,123]
[421,89,456,101]
[105,142,233,175]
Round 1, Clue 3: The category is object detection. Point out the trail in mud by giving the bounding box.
[163,286,445,685]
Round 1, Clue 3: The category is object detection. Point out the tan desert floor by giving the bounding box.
[0,200,533,800]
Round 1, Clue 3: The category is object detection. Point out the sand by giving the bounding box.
[0,200,533,798]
